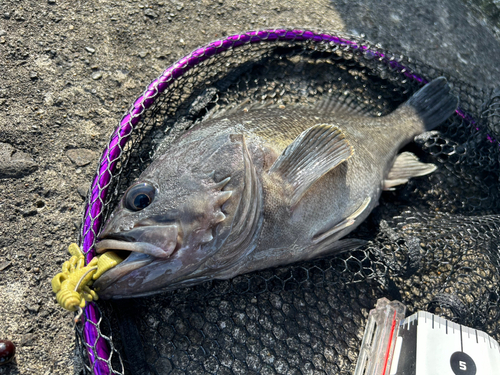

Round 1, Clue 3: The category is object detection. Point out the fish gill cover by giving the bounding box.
[73,29,500,375]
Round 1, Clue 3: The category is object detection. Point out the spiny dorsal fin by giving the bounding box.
[206,99,283,120]
[269,124,354,207]
[383,151,437,190]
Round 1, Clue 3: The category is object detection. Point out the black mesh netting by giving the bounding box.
[74,30,500,375]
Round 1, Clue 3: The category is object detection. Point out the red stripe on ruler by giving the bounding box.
[382,310,398,375]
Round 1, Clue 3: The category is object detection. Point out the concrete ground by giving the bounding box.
[0,0,499,373]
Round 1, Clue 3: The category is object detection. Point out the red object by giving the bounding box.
[0,340,16,365]
[381,311,398,375]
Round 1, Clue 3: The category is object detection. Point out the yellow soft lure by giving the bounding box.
[51,243,123,312]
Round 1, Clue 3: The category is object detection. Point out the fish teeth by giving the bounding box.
[216,190,232,205]
[213,176,231,190]
[214,211,226,223]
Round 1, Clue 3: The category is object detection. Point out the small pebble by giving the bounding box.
[77,184,89,199]
[74,220,81,230]
[22,209,38,217]
[30,71,38,80]
[0,340,15,365]
[66,148,96,167]
[138,51,148,58]
[144,8,158,18]
[0,143,38,178]
[91,71,102,80]
[26,304,39,313]
[0,261,12,272]
[14,12,25,21]
[0,30,6,37]
[85,46,95,54]
[48,0,56,3]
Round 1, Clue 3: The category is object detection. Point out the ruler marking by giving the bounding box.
[383,311,500,374]
[460,324,463,352]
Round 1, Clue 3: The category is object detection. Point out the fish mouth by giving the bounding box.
[92,224,180,292]
[92,251,154,294]
[95,224,180,258]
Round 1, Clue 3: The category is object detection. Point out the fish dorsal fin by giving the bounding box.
[383,151,437,190]
[206,99,282,120]
[269,124,354,207]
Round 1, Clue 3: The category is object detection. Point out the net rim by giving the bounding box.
[76,28,477,374]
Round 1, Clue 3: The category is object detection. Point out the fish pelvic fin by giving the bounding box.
[383,151,437,190]
[398,77,458,131]
[269,124,354,207]
[312,197,371,244]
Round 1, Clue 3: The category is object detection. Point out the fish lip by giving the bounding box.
[93,224,184,296]
[92,252,153,293]
[95,224,180,258]
[95,238,172,258]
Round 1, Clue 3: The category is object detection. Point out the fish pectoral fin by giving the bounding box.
[383,151,437,191]
[312,197,371,244]
[269,124,354,207]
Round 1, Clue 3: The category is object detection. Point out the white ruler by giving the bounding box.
[355,299,500,375]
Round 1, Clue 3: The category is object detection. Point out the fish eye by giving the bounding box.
[124,183,156,211]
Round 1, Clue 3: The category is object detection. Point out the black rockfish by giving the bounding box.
[93,78,458,298]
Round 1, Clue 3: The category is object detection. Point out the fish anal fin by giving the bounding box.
[383,178,409,191]
[269,124,354,207]
[312,197,371,244]
[383,151,437,191]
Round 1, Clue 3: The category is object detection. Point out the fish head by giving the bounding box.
[93,132,262,298]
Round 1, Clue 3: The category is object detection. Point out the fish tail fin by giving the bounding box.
[403,77,458,131]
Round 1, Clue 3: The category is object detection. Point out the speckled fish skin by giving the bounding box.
[93,78,458,298]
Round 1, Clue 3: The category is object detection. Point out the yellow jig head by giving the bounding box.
[51,243,123,315]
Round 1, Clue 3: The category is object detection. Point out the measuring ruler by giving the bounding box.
[354,298,500,375]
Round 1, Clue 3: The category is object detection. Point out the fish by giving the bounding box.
[93,77,458,299]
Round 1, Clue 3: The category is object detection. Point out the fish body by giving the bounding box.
[93,78,458,298]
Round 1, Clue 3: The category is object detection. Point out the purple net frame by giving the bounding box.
[77,28,477,374]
